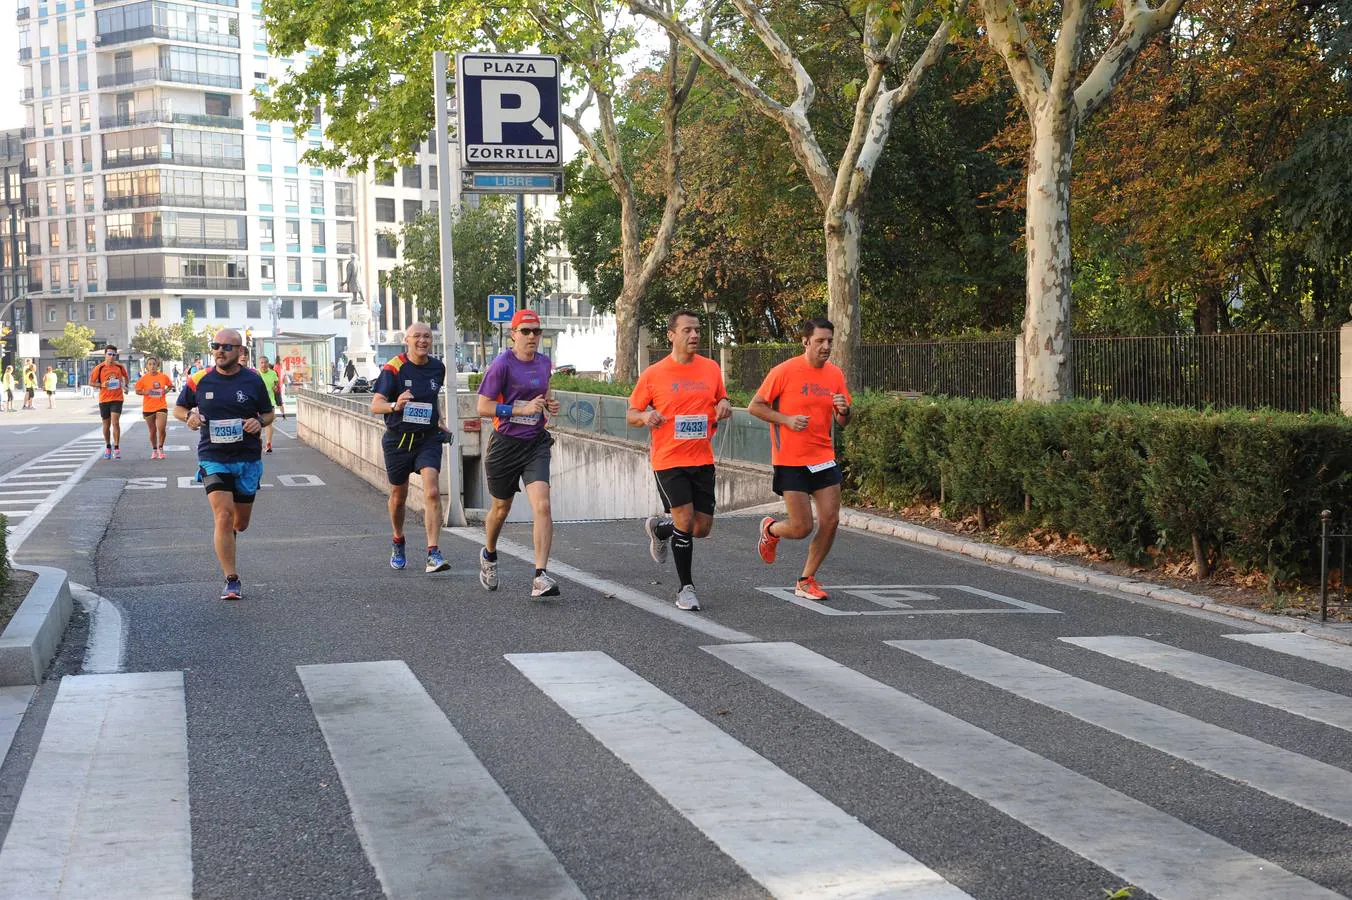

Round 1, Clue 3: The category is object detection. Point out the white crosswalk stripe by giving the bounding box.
[888,638,1352,827]
[0,430,103,544]
[1064,635,1352,731]
[508,650,971,900]
[1226,632,1352,672]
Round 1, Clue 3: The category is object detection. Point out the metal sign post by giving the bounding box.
[433,50,466,527]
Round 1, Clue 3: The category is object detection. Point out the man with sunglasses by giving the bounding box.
[90,345,129,459]
[476,308,561,598]
[174,329,275,601]
[370,322,453,574]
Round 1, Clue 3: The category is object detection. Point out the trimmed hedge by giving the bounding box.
[843,397,1352,583]
[0,513,8,598]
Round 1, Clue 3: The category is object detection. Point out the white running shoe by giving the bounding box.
[675,585,700,611]
[531,572,560,599]
[479,548,498,591]
[644,516,670,565]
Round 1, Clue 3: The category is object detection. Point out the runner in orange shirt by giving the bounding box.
[628,309,732,611]
[134,355,175,460]
[89,345,130,460]
[748,317,853,600]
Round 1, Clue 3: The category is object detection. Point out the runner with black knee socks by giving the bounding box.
[628,309,732,611]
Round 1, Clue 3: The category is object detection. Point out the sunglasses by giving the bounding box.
[209,342,238,351]
[517,328,541,336]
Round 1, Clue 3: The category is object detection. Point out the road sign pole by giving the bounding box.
[516,193,526,311]
[434,50,466,527]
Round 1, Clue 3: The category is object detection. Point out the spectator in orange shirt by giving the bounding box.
[134,355,175,460]
[748,317,853,601]
[89,345,130,460]
[628,309,732,611]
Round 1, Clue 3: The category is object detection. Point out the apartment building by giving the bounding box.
[1,129,30,369]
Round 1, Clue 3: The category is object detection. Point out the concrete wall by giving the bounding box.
[296,388,778,521]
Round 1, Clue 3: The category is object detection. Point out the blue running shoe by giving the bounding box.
[390,539,407,570]
[425,547,450,573]
[221,576,242,601]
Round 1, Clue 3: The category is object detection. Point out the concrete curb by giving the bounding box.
[0,566,73,685]
[839,508,1352,647]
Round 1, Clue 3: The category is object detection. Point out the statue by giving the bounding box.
[344,254,365,305]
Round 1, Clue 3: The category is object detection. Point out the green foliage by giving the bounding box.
[0,512,8,597]
[844,398,1352,584]
[49,322,96,362]
[177,310,211,362]
[131,320,184,363]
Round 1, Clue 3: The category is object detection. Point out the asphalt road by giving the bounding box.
[0,393,104,477]
[2,419,1351,899]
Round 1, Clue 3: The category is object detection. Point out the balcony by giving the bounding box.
[103,152,245,171]
[106,275,249,291]
[105,235,247,251]
[99,110,243,130]
[97,68,242,90]
[17,7,30,19]
[104,193,246,211]
[18,48,32,62]
[95,25,240,49]
[20,88,34,101]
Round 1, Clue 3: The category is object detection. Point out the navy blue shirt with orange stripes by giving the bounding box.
[372,353,446,435]
[174,367,273,462]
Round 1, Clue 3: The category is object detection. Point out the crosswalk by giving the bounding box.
[3,631,1352,898]
[0,431,106,550]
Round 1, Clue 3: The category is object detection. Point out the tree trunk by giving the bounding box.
[613,190,644,384]
[1192,285,1223,334]
[1020,113,1076,403]
[824,206,863,384]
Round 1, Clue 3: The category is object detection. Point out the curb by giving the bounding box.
[839,509,1352,647]
[0,566,73,685]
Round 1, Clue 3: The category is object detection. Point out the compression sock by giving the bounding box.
[535,568,546,577]
[483,549,497,561]
[672,527,694,587]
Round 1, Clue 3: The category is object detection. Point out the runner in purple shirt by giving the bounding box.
[475,309,561,597]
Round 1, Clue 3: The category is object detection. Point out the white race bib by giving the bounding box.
[149,386,164,397]
[674,414,708,440]
[105,377,121,390]
[208,418,244,444]
[806,459,837,473]
[509,410,542,426]
[402,401,434,425]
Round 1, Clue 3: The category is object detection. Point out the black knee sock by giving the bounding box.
[654,518,674,541]
[672,527,693,587]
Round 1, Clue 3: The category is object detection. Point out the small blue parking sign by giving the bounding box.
[488,294,515,323]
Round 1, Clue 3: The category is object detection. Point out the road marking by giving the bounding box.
[298,661,582,900]
[1225,633,1352,672]
[705,641,1336,900]
[447,527,759,643]
[1063,636,1352,732]
[0,490,55,496]
[508,650,970,899]
[71,583,125,675]
[889,639,1352,827]
[0,498,39,504]
[3,430,105,552]
[756,584,1061,617]
[11,427,37,434]
[0,672,192,899]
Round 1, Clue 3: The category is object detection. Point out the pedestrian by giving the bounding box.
[628,309,732,611]
[475,309,561,598]
[2,365,14,412]
[344,358,357,382]
[90,347,129,458]
[22,362,37,410]
[172,365,181,388]
[134,355,174,460]
[257,356,284,452]
[173,329,275,601]
[369,322,452,574]
[43,366,57,408]
[748,317,853,600]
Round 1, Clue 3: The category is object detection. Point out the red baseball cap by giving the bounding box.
[510,309,541,329]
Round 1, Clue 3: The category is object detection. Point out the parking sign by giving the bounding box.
[457,54,563,169]
[488,294,515,323]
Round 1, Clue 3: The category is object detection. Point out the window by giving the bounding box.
[88,260,98,288]
[312,258,326,286]
[260,256,274,280]
[149,298,161,317]
[70,260,79,286]
[86,219,95,251]
[284,179,298,203]
[130,298,142,319]
[376,233,397,258]
[246,300,260,318]
[309,182,323,206]
[279,299,294,318]
[375,172,393,187]
[180,298,206,317]
[47,306,58,323]
[426,132,435,152]
[301,300,317,318]
[428,164,437,189]
[402,165,421,188]
[48,221,60,251]
[256,138,271,165]
[334,182,354,215]
[257,178,272,205]
[259,219,274,243]
[67,303,76,321]
[286,257,301,285]
[333,300,346,319]
[51,262,61,288]
[375,198,395,222]
[310,221,324,247]
[106,303,117,321]
[285,219,299,246]
[87,304,96,321]
[403,199,421,222]
[214,299,229,318]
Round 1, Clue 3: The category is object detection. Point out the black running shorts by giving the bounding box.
[485,430,553,500]
[382,430,443,486]
[654,464,716,515]
[772,462,843,496]
[98,400,124,419]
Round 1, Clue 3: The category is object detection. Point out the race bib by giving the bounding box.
[208,418,244,444]
[105,377,121,390]
[806,459,837,473]
[509,410,542,426]
[149,386,164,397]
[674,414,708,440]
[402,401,434,425]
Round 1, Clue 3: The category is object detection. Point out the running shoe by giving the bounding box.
[794,577,829,601]
[425,548,450,573]
[479,548,498,591]
[113,448,121,460]
[643,516,669,565]
[157,449,166,460]
[531,572,560,598]
[149,450,157,460]
[390,539,407,570]
[102,448,112,460]
[265,442,273,453]
[675,585,701,611]
[758,516,779,564]
[221,576,243,601]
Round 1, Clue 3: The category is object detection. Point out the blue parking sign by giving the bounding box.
[488,294,515,323]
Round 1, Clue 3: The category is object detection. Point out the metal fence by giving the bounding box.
[713,329,1340,412]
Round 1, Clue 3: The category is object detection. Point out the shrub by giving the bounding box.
[0,513,8,597]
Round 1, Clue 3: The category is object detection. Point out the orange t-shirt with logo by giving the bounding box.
[135,372,175,413]
[629,354,728,471]
[90,362,129,403]
[756,355,852,468]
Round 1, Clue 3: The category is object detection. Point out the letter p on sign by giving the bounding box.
[482,81,545,141]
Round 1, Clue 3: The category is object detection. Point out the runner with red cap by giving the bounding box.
[475,308,562,598]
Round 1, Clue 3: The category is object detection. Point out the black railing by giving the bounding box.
[104,193,246,210]
[97,68,242,90]
[96,25,240,48]
[107,275,249,291]
[100,111,243,130]
[103,152,244,170]
[105,235,246,251]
